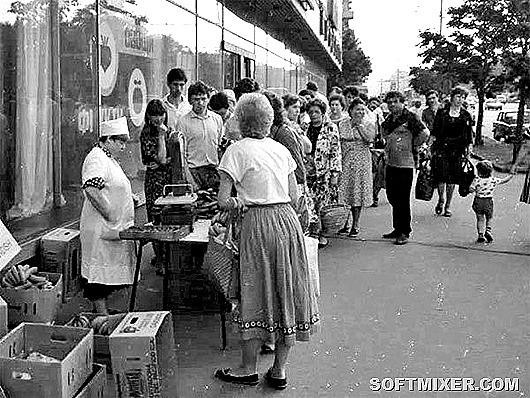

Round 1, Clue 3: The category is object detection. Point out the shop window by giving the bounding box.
[254,45,267,89]
[223,51,240,90]
[244,57,255,80]
[198,0,222,26]
[198,19,222,90]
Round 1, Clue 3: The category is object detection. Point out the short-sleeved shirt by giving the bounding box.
[218,137,296,205]
[176,109,224,169]
[469,177,502,198]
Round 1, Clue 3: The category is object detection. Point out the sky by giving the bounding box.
[351,0,463,95]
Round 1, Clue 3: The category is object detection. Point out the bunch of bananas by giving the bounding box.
[1,264,52,290]
[68,313,126,335]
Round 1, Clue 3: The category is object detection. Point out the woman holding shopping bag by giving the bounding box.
[214,93,320,390]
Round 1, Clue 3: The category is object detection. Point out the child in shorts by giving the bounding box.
[469,160,514,243]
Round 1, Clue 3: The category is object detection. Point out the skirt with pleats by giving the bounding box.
[233,203,320,346]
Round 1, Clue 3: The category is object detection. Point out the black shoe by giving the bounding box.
[337,226,349,235]
[476,235,486,243]
[260,344,274,355]
[265,368,287,390]
[484,231,493,243]
[318,236,329,248]
[214,368,259,386]
[348,228,360,237]
[394,234,409,245]
[382,230,399,239]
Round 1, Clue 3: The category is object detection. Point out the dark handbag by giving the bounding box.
[458,157,475,197]
[520,168,530,204]
[415,145,434,201]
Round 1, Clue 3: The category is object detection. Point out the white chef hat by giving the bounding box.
[99,117,130,138]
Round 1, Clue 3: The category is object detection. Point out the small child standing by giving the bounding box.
[469,160,514,243]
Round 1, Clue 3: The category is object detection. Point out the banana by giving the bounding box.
[7,267,20,285]
[14,281,32,291]
[28,274,48,284]
[1,276,14,288]
[26,267,39,276]
[16,265,26,284]
[3,272,18,286]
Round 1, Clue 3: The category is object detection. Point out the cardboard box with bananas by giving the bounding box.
[0,264,62,326]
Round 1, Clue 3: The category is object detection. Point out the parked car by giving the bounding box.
[485,98,503,111]
[492,110,530,143]
[495,94,507,104]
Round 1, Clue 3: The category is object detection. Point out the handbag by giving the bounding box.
[202,221,238,300]
[458,157,475,197]
[304,236,320,297]
[415,145,434,201]
[520,168,530,204]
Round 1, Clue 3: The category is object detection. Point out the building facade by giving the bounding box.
[0,0,341,249]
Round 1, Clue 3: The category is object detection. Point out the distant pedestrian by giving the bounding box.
[431,86,474,217]
[381,91,429,245]
[306,81,329,108]
[421,90,439,133]
[469,160,514,243]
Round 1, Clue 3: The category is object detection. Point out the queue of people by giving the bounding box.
[78,71,526,388]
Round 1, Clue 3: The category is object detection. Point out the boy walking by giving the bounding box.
[469,160,514,243]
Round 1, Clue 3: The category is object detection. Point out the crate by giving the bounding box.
[110,312,177,398]
[73,364,106,398]
[40,228,82,301]
[0,272,63,327]
[65,312,126,374]
[0,323,93,398]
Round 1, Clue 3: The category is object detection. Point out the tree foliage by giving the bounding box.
[328,27,372,88]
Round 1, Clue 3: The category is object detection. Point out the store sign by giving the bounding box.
[99,20,119,97]
[128,68,147,127]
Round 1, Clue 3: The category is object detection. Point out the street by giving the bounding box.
[164,168,529,397]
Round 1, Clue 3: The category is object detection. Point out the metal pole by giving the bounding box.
[439,0,444,35]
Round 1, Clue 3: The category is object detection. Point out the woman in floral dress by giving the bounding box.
[305,98,342,247]
[337,97,375,236]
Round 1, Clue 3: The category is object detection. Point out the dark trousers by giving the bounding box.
[385,166,414,237]
[190,165,220,190]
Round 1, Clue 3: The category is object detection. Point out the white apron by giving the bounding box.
[80,147,136,285]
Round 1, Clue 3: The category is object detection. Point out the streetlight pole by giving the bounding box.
[439,0,443,35]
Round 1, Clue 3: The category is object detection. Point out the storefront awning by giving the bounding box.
[223,0,341,73]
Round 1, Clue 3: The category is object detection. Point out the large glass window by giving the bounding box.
[224,7,254,40]
[98,0,196,188]
[266,52,285,90]
[0,0,59,220]
[60,0,98,206]
[254,45,267,89]
[198,19,222,90]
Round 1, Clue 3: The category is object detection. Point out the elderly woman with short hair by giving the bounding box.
[214,93,320,389]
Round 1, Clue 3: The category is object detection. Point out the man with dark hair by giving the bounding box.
[163,68,191,130]
[381,91,430,245]
[421,90,439,132]
[175,81,224,190]
[208,92,231,123]
[233,77,260,100]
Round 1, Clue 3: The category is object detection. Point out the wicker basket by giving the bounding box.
[320,204,349,234]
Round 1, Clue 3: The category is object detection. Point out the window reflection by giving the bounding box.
[198,19,222,90]
[198,0,222,25]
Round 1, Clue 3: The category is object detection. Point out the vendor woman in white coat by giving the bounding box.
[80,117,136,315]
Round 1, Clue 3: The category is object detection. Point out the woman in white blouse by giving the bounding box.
[214,93,320,390]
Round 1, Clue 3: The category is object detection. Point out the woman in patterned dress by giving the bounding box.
[337,97,375,236]
[140,100,172,271]
[214,93,319,389]
[305,98,342,247]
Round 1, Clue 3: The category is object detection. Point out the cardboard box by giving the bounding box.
[40,228,82,301]
[0,323,93,398]
[0,295,6,338]
[110,312,177,398]
[66,312,126,373]
[74,364,107,398]
[0,272,62,326]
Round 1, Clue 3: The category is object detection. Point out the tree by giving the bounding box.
[416,0,513,145]
[409,67,457,96]
[328,27,372,89]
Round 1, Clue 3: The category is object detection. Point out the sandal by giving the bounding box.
[214,368,259,386]
[435,202,444,215]
[443,209,452,217]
